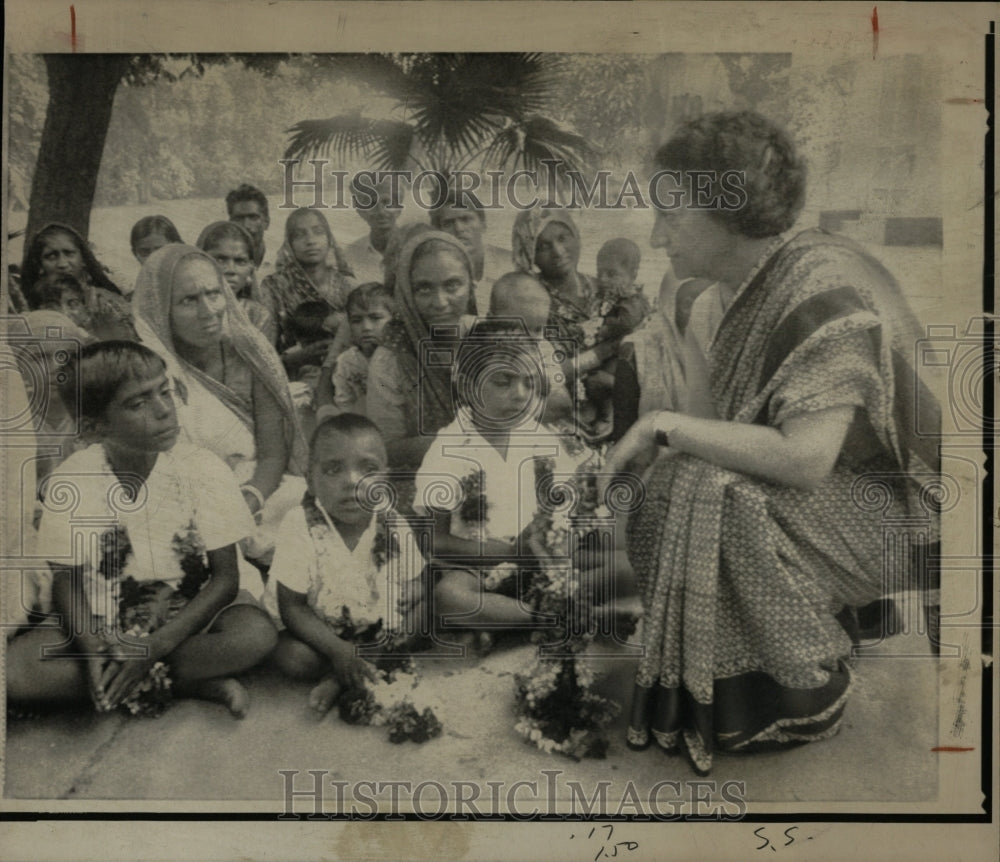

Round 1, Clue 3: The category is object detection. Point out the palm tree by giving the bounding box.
[283,53,597,178]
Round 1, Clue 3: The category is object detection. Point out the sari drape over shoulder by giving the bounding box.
[131,243,307,477]
[21,222,137,341]
[626,229,940,774]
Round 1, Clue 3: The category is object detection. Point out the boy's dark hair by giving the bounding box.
[130,215,183,250]
[452,318,547,411]
[34,273,86,308]
[597,237,642,277]
[288,300,332,343]
[60,340,167,422]
[225,183,269,220]
[345,282,394,316]
[308,413,385,471]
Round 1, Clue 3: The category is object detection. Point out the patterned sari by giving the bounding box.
[261,240,355,348]
[625,229,940,774]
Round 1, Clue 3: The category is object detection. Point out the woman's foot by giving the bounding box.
[181,677,250,718]
[307,676,342,716]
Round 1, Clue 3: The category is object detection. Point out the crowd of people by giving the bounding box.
[3,110,939,774]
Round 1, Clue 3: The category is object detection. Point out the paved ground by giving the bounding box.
[4,592,939,807]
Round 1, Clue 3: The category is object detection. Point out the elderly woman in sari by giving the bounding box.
[260,207,355,352]
[197,221,277,345]
[21,223,137,341]
[367,228,477,471]
[602,111,939,774]
[131,244,307,575]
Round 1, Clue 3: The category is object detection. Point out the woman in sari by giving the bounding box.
[131,244,307,574]
[197,221,277,345]
[511,207,600,354]
[603,110,940,774]
[260,207,355,352]
[21,222,137,341]
[367,229,477,471]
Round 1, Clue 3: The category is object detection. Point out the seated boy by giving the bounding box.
[264,414,427,715]
[5,341,277,718]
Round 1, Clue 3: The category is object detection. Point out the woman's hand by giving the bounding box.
[599,411,664,500]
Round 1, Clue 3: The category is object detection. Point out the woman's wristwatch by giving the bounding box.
[654,412,680,448]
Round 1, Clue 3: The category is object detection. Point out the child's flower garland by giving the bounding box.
[513,439,620,760]
[94,516,213,718]
[302,491,443,744]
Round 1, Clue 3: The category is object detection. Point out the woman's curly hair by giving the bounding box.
[656,110,806,238]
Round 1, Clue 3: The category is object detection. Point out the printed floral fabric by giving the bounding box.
[263,498,425,633]
[35,442,253,624]
[625,228,940,773]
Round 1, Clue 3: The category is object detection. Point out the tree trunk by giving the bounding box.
[25,54,130,245]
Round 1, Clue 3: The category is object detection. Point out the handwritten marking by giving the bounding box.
[70,5,77,52]
[871,6,879,60]
[754,826,814,852]
[931,746,975,752]
[569,825,640,861]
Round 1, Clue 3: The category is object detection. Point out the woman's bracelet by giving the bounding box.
[240,483,266,514]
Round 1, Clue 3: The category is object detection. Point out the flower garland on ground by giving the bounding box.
[301,491,444,744]
[513,436,621,760]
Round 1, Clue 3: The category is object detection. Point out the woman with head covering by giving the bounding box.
[366,229,477,470]
[131,244,307,573]
[260,208,355,353]
[511,207,600,355]
[197,220,277,345]
[602,110,940,774]
[21,223,137,341]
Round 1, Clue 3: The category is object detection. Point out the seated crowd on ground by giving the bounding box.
[3,110,939,774]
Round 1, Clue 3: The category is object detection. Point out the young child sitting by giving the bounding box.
[488,272,575,427]
[264,413,427,715]
[315,282,394,423]
[33,272,95,335]
[579,238,651,435]
[5,341,278,717]
[414,319,584,650]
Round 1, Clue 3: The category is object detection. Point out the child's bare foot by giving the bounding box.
[307,676,341,715]
[182,677,250,718]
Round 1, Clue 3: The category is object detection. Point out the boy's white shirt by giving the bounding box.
[413,413,582,542]
[264,503,425,630]
[34,441,253,619]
